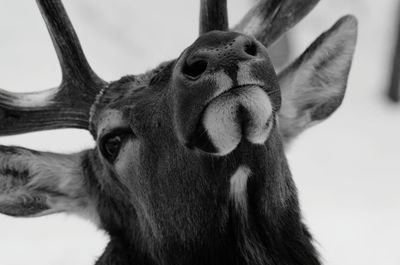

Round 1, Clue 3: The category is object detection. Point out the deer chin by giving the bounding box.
[196,85,273,156]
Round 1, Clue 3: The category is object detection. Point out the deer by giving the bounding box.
[0,0,357,264]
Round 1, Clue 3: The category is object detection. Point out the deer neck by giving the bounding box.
[156,129,321,265]
[222,128,321,265]
[93,129,320,265]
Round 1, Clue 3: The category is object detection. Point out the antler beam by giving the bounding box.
[0,0,105,136]
[199,0,228,34]
[234,0,319,47]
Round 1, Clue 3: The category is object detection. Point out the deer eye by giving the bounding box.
[100,129,132,162]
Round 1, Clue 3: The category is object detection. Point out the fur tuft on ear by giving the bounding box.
[278,15,358,144]
[0,145,99,224]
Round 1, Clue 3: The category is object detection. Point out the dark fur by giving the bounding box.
[84,54,322,263]
[77,31,323,265]
[80,128,320,265]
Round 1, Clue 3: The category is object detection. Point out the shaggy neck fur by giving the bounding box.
[223,129,320,265]
[85,129,321,265]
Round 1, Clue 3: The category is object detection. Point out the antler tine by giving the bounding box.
[36,0,104,87]
[199,0,228,34]
[0,0,106,136]
[233,0,319,47]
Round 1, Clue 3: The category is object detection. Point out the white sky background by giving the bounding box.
[0,0,399,264]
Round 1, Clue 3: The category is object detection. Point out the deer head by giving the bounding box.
[0,0,357,264]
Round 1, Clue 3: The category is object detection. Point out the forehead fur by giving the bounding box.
[90,60,176,137]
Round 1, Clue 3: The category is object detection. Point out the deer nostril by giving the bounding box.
[182,59,208,80]
[244,41,258,57]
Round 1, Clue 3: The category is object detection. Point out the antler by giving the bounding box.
[199,0,228,34]
[0,0,106,136]
[234,0,319,47]
[1,0,319,136]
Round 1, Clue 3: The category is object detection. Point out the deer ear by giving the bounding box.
[0,146,98,223]
[278,15,357,144]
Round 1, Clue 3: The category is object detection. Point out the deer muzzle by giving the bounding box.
[200,84,273,155]
[172,31,279,155]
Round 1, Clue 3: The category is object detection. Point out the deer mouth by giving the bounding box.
[188,84,274,155]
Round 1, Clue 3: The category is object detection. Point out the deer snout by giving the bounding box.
[173,31,278,156]
[181,32,263,80]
